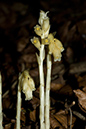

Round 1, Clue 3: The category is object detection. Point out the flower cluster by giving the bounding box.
[34,10,50,39]
[45,33,64,61]
[19,70,35,100]
[31,10,64,62]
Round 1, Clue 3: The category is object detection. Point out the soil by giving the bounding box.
[0,0,86,129]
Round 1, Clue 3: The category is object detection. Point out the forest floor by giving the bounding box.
[0,0,86,129]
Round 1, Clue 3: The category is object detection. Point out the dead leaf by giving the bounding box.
[59,84,73,96]
[54,110,76,129]
[30,96,40,109]
[3,95,11,109]
[51,83,63,91]
[21,54,37,63]
[77,20,86,35]
[16,37,29,52]
[66,47,74,63]
[4,123,12,129]
[73,89,86,111]
[75,74,86,88]
[50,116,63,129]
[30,109,36,122]
[54,113,67,128]
[82,86,86,92]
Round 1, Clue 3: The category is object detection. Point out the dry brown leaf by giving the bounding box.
[3,95,11,109]
[77,20,86,36]
[29,96,40,109]
[51,83,63,92]
[82,86,86,92]
[29,109,36,122]
[75,74,86,88]
[4,123,12,129]
[59,84,73,96]
[54,113,67,128]
[29,68,39,77]
[16,37,29,52]
[54,110,76,129]
[50,116,63,129]
[73,89,86,111]
[21,54,37,63]
[65,47,74,63]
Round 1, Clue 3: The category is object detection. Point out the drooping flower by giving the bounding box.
[41,33,64,61]
[48,33,64,61]
[19,70,35,100]
[31,36,40,50]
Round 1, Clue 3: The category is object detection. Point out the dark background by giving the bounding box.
[0,0,86,129]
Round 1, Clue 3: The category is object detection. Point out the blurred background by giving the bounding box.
[0,0,86,129]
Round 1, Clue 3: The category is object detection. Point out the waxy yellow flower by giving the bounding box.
[34,25,43,37]
[31,10,64,62]
[34,10,50,39]
[48,34,64,61]
[41,33,64,61]
[19,70,35,100]
[31,36,40,50]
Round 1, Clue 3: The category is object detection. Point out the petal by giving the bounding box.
[48,33,54,42]
[54,38,64,52]
[42,18,50,31]
[25,89,33,100]
[49,41,54,54]
[53,49,62,62]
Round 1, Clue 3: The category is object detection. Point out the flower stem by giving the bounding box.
[0,72,3,129]
[45,54,52,129]
[16,78,21,129]
[38,44,45,129]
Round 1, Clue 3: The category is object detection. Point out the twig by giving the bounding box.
[69,108,72,129]
[73,111,86,121]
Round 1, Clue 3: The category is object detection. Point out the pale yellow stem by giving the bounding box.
[16,78,21,129]
[45,54,52,129]
[38,44,45,129]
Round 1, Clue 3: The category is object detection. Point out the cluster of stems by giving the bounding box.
[31,10,64,129]
[37,44,52,129]
[0,10,64,129]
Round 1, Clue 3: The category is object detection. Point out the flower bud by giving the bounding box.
[38,10,49,26]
